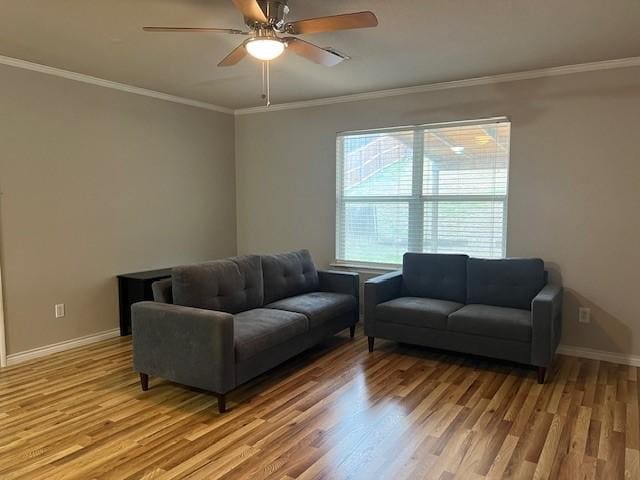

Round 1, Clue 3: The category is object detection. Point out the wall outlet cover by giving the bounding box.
[578,307,591,324]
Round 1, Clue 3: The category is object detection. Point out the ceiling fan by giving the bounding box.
[143,0,379,67]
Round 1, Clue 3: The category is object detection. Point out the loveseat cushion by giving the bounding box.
[376,297,464,330]
[234,308,309,361]
[402,253,468,303]
[261,250,319,304]
[467,257,545,310]
[448,304,531,342]
[264,292,356,329]
[172,255,263,314]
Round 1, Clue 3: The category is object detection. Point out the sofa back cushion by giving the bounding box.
[401,253,469,303]
[172,255,263,314]
[262,249,319,304]
[467,257,545,310]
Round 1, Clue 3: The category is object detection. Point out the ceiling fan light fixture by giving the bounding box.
[245,37,286,61]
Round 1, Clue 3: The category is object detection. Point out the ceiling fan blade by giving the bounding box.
[218,43,248,67]
[232,0,268,24]
[285,38,345,67]
[285,11,378,35]
[143,27,247,34]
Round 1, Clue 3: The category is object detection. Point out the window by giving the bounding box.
[336,118,510,266]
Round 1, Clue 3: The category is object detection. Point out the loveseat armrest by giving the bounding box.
[530,284,563,367]
[132,302,235,394]
[364,271,403,336]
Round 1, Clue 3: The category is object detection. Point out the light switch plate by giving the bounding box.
[55,304,65,318]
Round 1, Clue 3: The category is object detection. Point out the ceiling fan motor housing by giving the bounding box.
[254,0,289,30]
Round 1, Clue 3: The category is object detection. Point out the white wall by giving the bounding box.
[236,66,640,356]
[0,64,237,354]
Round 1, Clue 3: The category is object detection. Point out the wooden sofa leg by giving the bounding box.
[217,394,227,414]
[368,336,375,352]
[537,367,546,384]
[140,373,149,391]
[350,326,356,338]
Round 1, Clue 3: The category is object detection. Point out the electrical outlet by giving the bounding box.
[55,304,65,318]
[578,307,591,324]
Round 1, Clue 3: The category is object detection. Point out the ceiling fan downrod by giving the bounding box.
[261,61,272,107]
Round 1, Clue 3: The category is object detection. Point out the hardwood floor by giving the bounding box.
[1,330,638,479]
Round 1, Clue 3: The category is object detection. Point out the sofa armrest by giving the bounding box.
[151,278,172,303]
[318,270,360,323]
[364,271,403,336]
[318,270,359,297]
[530,284,563,367]
[132,302,235,394]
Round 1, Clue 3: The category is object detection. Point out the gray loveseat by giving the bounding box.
[132,250,359,412]
[365,253,562,383]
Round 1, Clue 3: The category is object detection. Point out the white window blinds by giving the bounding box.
[336,118,510,266]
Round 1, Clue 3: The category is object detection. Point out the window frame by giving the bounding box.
[335,117,510,267]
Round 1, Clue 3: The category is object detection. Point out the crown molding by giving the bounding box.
[2,54,639,116]
[234,56,640,115]
[0,54,234,115]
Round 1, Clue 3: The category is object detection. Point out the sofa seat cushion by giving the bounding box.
[448,304,531,342]
[264,292,356,329]
[376,297,464,330]
[234,309,308,361]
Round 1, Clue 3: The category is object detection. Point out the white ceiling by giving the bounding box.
[1,0,639,109]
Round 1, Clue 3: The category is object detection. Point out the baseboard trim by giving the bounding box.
[6,328,120,366]
[4,330,638,368]
[557,344,640,367]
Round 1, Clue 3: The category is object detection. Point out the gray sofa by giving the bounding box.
[364,253,562,383]
[132,250,359,412]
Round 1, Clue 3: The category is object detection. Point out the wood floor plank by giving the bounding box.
[0,332,638,479]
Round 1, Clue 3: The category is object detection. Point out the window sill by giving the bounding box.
[329,262,400,274]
